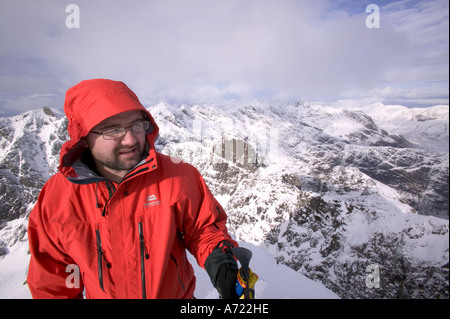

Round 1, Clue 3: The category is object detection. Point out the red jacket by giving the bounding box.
[27,79,237,298]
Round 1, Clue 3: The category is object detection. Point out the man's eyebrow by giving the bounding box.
[96,118,144,131]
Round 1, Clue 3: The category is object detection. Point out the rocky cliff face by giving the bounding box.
[0,101,448,298]
[0,107,67,252]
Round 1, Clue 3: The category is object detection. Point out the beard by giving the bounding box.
[93,143,146,173]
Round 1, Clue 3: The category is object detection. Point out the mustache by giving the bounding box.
[116,144,140,153]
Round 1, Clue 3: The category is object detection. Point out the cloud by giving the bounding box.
[0,0,448,115]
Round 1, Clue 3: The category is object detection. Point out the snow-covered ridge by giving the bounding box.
[350,103,449,152]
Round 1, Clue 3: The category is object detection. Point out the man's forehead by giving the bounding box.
[93,110,144,129]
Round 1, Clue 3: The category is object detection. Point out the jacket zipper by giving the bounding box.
[138,221,150,299]
[95,229,111,292]
[101,181,116,217]
[170,254,186,293]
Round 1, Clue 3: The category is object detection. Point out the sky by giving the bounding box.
[0,0,448,116]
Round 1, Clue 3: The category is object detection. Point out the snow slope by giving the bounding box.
[190,241,339,299]
[0,236,339,299]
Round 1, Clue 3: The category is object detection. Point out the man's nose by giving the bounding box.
[121,128,138,145]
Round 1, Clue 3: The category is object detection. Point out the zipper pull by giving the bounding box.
[138,222,150,259]
[143,244,150,260]
[102,253,112,268]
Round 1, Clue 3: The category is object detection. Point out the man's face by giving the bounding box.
[84,110,147,179]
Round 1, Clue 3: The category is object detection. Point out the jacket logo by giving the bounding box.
[144,194,160,207]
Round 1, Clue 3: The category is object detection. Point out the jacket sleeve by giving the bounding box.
[27,183,84,299]
[175,165,238,270]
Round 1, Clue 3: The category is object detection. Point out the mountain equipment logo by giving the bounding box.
[144,194,160,207]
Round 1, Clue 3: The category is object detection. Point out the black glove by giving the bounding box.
[215,263,239,299]
[204,241,239,299]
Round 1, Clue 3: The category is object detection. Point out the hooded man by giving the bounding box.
[27,79,240,299]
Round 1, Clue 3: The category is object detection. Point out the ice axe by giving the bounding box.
[231,247,257,299]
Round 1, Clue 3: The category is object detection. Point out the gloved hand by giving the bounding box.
[204,241,239,299]
[215,263,239,299]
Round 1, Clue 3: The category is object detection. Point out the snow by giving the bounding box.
[0,242,31,299]
[214,194,232,208]
[191,241,339,299]
[405,216,449,265]
[0,238,338,299]
[345,210,371,247]
[351,103,449,152]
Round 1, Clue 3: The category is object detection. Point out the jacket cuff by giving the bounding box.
[204,241,238,286]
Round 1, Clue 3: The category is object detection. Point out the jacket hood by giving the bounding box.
[59,79,159,178]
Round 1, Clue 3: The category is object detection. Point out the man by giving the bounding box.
[27,79,241,299]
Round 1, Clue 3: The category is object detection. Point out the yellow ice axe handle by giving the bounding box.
[236,267,258,299]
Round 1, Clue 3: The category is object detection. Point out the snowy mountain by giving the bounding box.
[0,101,448,299]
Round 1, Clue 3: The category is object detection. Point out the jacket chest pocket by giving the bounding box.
[57,221,115,296]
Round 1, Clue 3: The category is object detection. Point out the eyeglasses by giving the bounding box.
[90,121,150,140]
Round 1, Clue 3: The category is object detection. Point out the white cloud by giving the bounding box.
[0,0,448,115]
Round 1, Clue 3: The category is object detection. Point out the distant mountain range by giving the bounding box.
[0,101,448,298]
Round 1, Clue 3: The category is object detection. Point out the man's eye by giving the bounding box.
[104,128,123,135]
